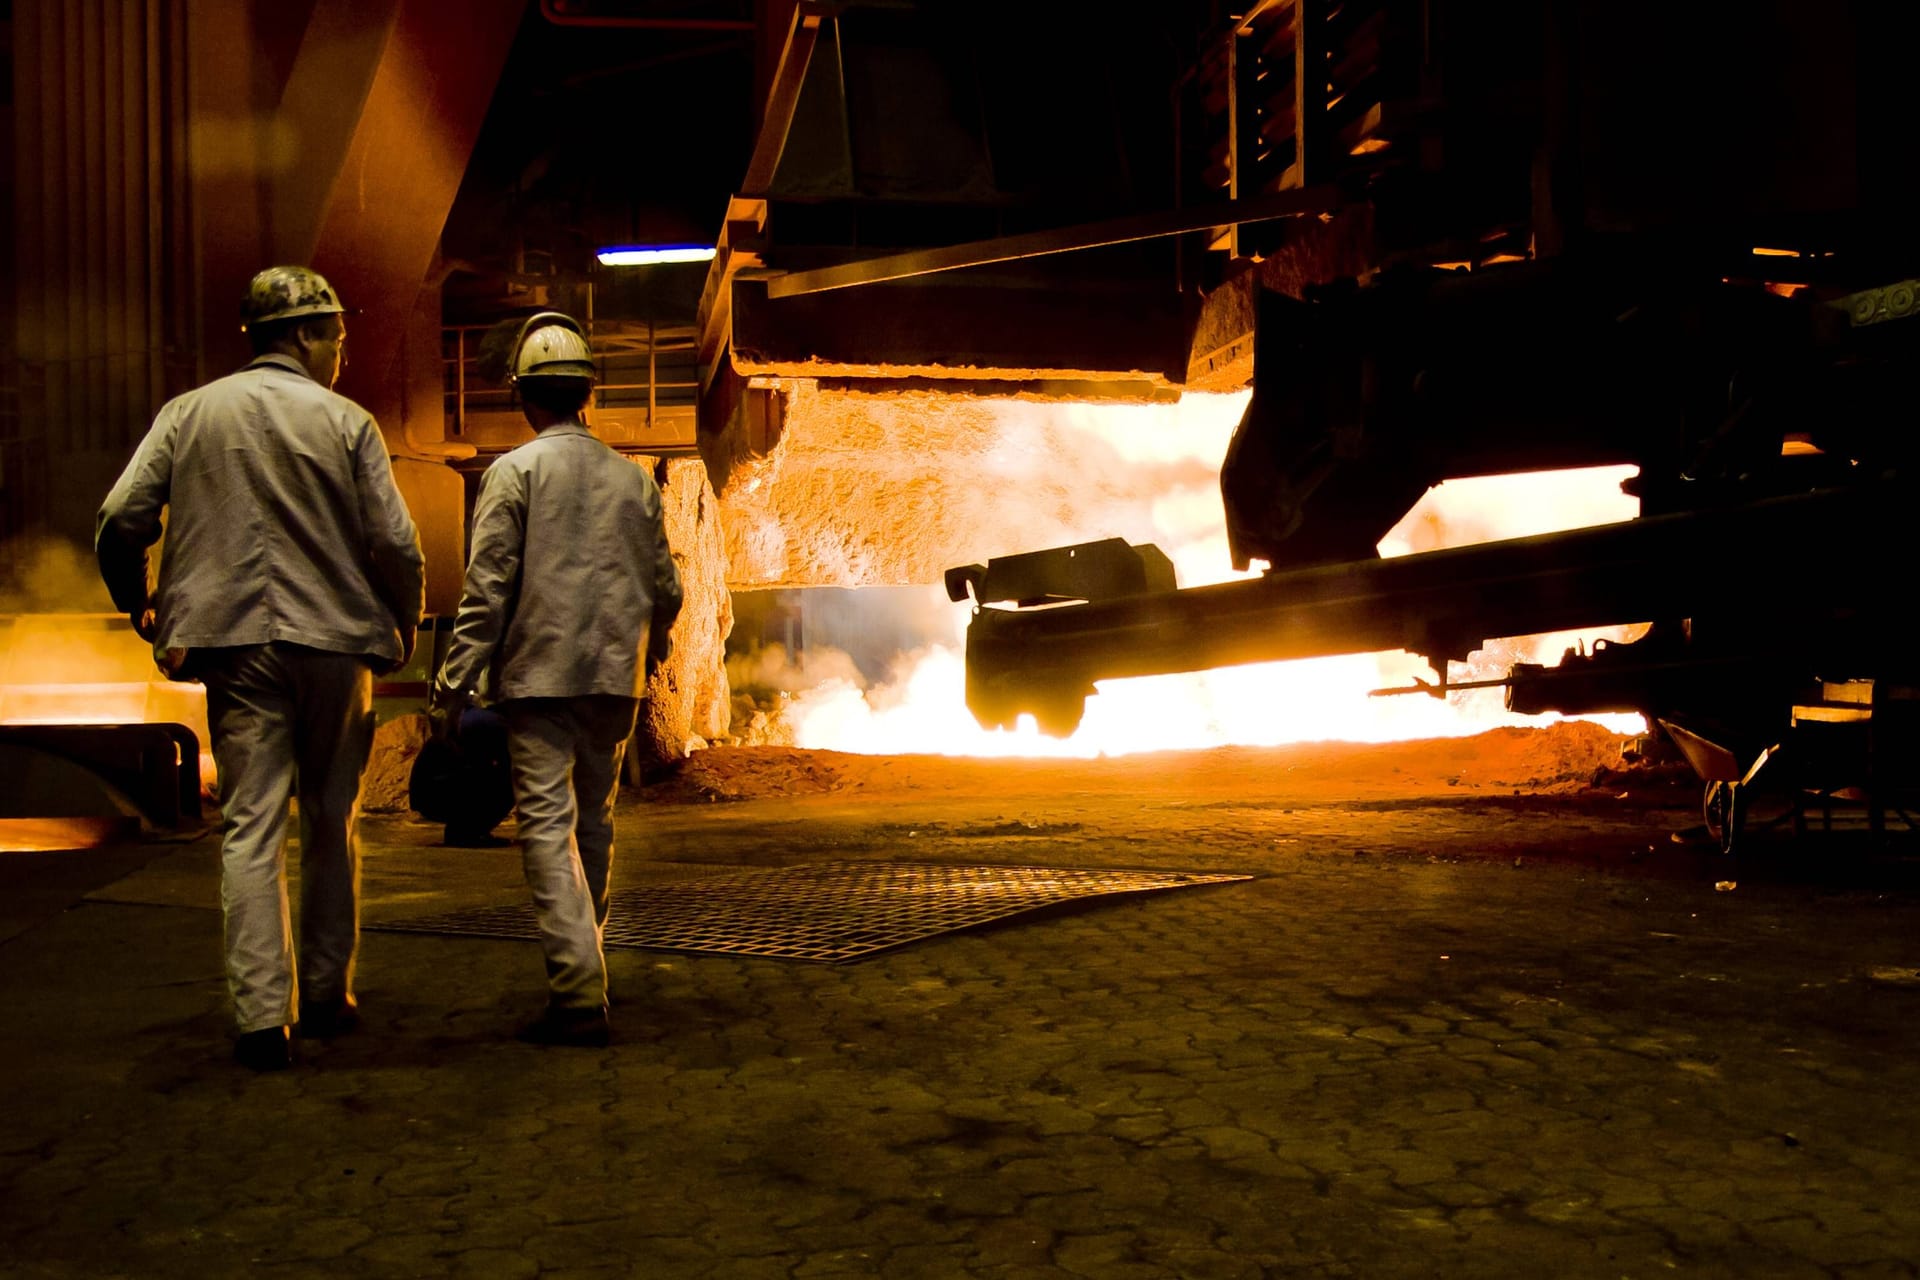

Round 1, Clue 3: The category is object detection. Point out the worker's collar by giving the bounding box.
[243,352,318,382]
[533,419,593,438]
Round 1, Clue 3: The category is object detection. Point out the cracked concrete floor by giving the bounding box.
[3,737,1920,1279]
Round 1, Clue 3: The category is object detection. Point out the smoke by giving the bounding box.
[719,385,1257,589]
[723,406,1652,755]
[0,536,117,614]
[727,640,865,699]
[962,392,1253,589]
[721,390,1262,753]
[726,585,963,746]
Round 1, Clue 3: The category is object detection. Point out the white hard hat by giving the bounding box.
[510,311,595,382]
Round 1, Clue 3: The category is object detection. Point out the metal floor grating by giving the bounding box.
[370,862,1252,962]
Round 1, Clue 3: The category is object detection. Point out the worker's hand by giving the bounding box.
[372,624,417,676]
[645,623,672,683]
[130,607,158,642]
[369,624,417,677]
[427,679,469,744]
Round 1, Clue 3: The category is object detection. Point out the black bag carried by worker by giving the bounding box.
[408,707,514,847]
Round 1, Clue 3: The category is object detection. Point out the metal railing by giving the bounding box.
[442,319,702,440]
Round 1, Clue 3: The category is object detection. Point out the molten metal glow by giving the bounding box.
[771,392,1650,757]
[0,817,133,853]
[0,613,217,787]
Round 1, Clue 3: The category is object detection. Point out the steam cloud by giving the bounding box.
[0,536,117,614]
[723,395,1651,755]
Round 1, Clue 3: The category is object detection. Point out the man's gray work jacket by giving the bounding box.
[440,421,682,701]
[96,353,426,669]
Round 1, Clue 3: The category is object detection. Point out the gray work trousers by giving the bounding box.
[503,695,638,1011]
[201,643,374,1033]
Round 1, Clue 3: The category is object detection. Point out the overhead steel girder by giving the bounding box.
[764,186,1344,299]
[291,0,525,429]
[272,0,522,613]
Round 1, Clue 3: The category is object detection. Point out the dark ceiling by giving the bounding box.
[438,0,1226,331]
[441,1,760,320]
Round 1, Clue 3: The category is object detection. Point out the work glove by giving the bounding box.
[427,678,470,744]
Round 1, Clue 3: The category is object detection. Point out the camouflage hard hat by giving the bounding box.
[239,265,346,331]
[511,311,595,382]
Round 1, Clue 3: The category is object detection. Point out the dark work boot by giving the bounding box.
[515,1003,611,1048]
[234,1025,294,1072]
[298,994,361,1040]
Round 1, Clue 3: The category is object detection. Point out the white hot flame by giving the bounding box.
[755,391,1648,756]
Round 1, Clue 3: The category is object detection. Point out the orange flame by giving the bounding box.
[767,393,1648,756]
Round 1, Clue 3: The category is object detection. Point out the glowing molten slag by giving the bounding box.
[0,613,217,786]
[751,392,1650,757]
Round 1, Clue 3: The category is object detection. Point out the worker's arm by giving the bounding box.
[644,477,683,676]
[94,407,179,638]
[353,415,427,665]
[438,463,526,697]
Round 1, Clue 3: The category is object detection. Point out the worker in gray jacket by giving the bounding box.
[97,265,425,1072]
[432,311,682,1048]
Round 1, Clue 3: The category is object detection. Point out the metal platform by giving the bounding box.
[370,861,1252,962]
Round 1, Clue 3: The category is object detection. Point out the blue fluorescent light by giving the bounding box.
[596,245,717,266]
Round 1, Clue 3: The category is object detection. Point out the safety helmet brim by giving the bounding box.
[508,311,596,383]
[240,266,350,331]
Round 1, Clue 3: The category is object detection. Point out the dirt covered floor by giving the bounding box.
[6,722,1920,1279]
[651,720,1655,805]
[625,720,1721,882]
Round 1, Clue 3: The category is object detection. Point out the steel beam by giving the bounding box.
[741,1,832,194]
[765,186,1344,298]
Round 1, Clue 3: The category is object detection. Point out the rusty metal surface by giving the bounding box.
[371,861,1251,962]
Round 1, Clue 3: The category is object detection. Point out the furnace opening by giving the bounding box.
[719,389,1649,757]
[0,537,215,850]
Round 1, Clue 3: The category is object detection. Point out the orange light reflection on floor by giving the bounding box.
[0,817,138,853]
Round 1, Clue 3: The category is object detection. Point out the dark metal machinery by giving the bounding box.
[0,723,204,830]
[929,1,1920,848]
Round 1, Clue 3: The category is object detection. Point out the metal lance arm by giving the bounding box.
[954,482,1907,736]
